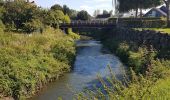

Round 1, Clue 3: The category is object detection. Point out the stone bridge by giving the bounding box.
[59,20,116,28]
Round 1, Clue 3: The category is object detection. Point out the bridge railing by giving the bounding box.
[60,20,115,26]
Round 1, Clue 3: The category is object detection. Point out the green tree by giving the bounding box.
[162,0,170,26]
[63,5,70,15]
[77,10,90,20]
[103,10,109,15]
[117,0,161,17]
[62,5,78,20]
[2,0,39,31]
[23,18,43,33]
[51,4,63,11]
[69,9,78,20]
[47,10,69,28]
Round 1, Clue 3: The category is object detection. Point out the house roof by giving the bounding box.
[144,8,167,17]
[160,6,168,14]
[96,14,111,19]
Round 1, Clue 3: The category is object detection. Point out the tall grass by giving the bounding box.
[0,27,78,99]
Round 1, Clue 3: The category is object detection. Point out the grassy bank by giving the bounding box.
[76,29,170,99]
[135,28,170,34]
[0,27,79,99]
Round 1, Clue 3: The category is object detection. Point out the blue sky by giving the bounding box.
[30,0,114,15]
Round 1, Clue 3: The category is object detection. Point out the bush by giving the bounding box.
[0,27,77,99]
[23,19,43,33]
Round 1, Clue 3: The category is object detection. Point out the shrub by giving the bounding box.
[116,42,130,63]
[0,27,77,99]
[23,19,43,33]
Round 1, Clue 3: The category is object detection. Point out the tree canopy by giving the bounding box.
[76,10,91,20]
[0,1,73,32]
[117,0,162,12]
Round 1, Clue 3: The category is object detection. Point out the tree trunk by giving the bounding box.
[167,1,170,27]
[135,8,138,18]
[140,8,142,18]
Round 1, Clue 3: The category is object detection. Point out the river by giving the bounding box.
[31,40,125,100]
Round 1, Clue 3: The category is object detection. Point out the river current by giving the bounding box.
[31,40,125,100]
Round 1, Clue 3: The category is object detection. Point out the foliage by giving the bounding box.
[0,6,5,19]
[102,10,109,15]
[2,1,38,31]
[51,4,63,11]
[76,35,170,99]
[75,61,170,99]
[117,0,161,12]
[109,18,166,28]
[50,4,78,20]
[45,10,71,28]
[23,19,43,33]
[75,28,170,99]
[0,20,5,32]
[135,28,170,34]
[68,30,80,39]
[77,10,91,20]
[0,27,76,99]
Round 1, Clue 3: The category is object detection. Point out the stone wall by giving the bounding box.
[108,28,170,58]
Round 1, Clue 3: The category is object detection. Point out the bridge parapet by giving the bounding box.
[60,20,116,28]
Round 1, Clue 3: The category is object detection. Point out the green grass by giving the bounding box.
[0,27,78,99]
[135,28,170,34]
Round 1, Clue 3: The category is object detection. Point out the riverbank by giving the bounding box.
[31,39,125,100]
[99,28,170,99]
[0,27,79,99]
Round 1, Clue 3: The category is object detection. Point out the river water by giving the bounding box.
[31,40,125,100]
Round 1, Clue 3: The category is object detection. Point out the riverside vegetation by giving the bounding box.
[0,27,79,99]
[76,28,170,99]
[0,0,80,99]
[0,0,170,100]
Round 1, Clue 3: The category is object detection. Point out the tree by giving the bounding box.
[93,9,100,17]
[51,4,63,11]
[162,0,170,26]
[2,0,39,30]
[45,10,71,28]
[77,10,90,20]
[103,10,109,15]
[63,5,70,15]
[69,9,78,20]
[117,0,161,17]
[24,19,43,33]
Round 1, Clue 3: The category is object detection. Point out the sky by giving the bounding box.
[30,0,114,15]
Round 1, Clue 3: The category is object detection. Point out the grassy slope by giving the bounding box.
[0,27,78,99]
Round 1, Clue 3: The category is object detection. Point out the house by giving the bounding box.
[144,6,167,17]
